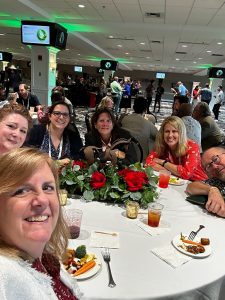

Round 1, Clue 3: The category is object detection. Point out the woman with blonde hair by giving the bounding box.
[97,96,114,110]
[0,147,81,299]
[145,116,207,180]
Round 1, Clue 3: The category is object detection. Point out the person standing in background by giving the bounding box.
[145,80,155,114]
[213,85,224,121]
[200,83,212,105]
[110,76,123,114]
[153,81,164,113]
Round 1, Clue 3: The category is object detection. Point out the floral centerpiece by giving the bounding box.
[59,160,159,208]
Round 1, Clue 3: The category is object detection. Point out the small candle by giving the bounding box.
[126,201,139,219]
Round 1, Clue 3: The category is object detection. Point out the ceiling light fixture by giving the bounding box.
[117,44,122,47]
[109,35,114,39]
[193,61,197,64]
[206,50,212,53]
[175,58,180,61]
[198,57,203,59]
[140,42,145,45]
[217,42,223,45]
[182,45,187,48]
[78,4,85,8]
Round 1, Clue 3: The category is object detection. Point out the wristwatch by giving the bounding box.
[162,160,168,167]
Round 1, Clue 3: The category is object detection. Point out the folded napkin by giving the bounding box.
[152,244,192,268]
[89,230,120,249]
[135,218,170,236]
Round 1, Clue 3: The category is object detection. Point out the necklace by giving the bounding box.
[48,125,63,159]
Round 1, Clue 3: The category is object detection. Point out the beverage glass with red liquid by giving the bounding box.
[64,209,83,239]
[158,170,171,188]
[148,202,164,227]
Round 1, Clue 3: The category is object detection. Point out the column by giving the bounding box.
[30,46,60,106]
[0,61,9,71]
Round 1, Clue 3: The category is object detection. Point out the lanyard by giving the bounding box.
[48,126,63,159]
[22,96,30,109]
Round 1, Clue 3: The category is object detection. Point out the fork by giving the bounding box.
[101,248,116,288]
[188,225,205,240]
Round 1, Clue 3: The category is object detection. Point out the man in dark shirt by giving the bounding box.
[17,83,41,111]
[200,83,212,105]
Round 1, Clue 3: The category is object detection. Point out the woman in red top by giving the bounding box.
[145,116,207,181]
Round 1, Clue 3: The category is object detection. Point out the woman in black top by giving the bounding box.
[26,101,83,166]
[84,108,137,165]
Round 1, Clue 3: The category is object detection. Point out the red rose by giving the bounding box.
[72,160,86,169]
[137,171,148,183]
[118,169,133,177]
[124,171,147,191]
[90,171,106,189]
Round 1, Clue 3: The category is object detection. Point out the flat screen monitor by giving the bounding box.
[22,24,50,45]
[97,67,104,74]
[0,52,12,62]
[100,60,117,71]
[21,21,67,50]
[208,67,225,78]
[74,66,83,72]
[156,72,165,79]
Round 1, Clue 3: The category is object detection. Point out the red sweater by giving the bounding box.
[146,140,208,181]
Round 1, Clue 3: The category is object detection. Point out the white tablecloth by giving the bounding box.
[63,183,225,300]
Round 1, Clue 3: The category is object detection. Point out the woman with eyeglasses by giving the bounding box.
[26,101,83,166]
[145,116,207,181]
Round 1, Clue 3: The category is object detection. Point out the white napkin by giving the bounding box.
[135,218,170,236]
[152,244,192,268]
[89,230,120,249]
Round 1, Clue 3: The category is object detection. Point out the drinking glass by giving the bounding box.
[158,170,171,188]
[148,202,164,227]
[64,209,83,239]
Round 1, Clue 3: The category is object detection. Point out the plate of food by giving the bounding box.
[172,233,211,258]
[62,245,101,280]
[169,177,185,186]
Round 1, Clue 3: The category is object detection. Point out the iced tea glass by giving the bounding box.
[158,170,171,188]
[148,202,164,227]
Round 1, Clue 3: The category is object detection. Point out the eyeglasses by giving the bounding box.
[205,153,225,172]
[52,111,70,118]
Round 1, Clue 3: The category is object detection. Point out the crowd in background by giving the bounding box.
[0,73,225,298]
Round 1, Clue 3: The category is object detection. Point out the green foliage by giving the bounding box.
[59,160,158,208]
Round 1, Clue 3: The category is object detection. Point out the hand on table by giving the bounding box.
[206,187,225,217]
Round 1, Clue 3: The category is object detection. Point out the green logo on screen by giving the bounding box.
[105,62,112,69]
[37,29,47,41]
[216,70,223,77]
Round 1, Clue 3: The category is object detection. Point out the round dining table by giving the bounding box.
[64,182,225,300]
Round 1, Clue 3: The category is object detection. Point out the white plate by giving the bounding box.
[75,258,102,280]
[172,234,211,258]
[169,177,185,186]
[63,254,102,280]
